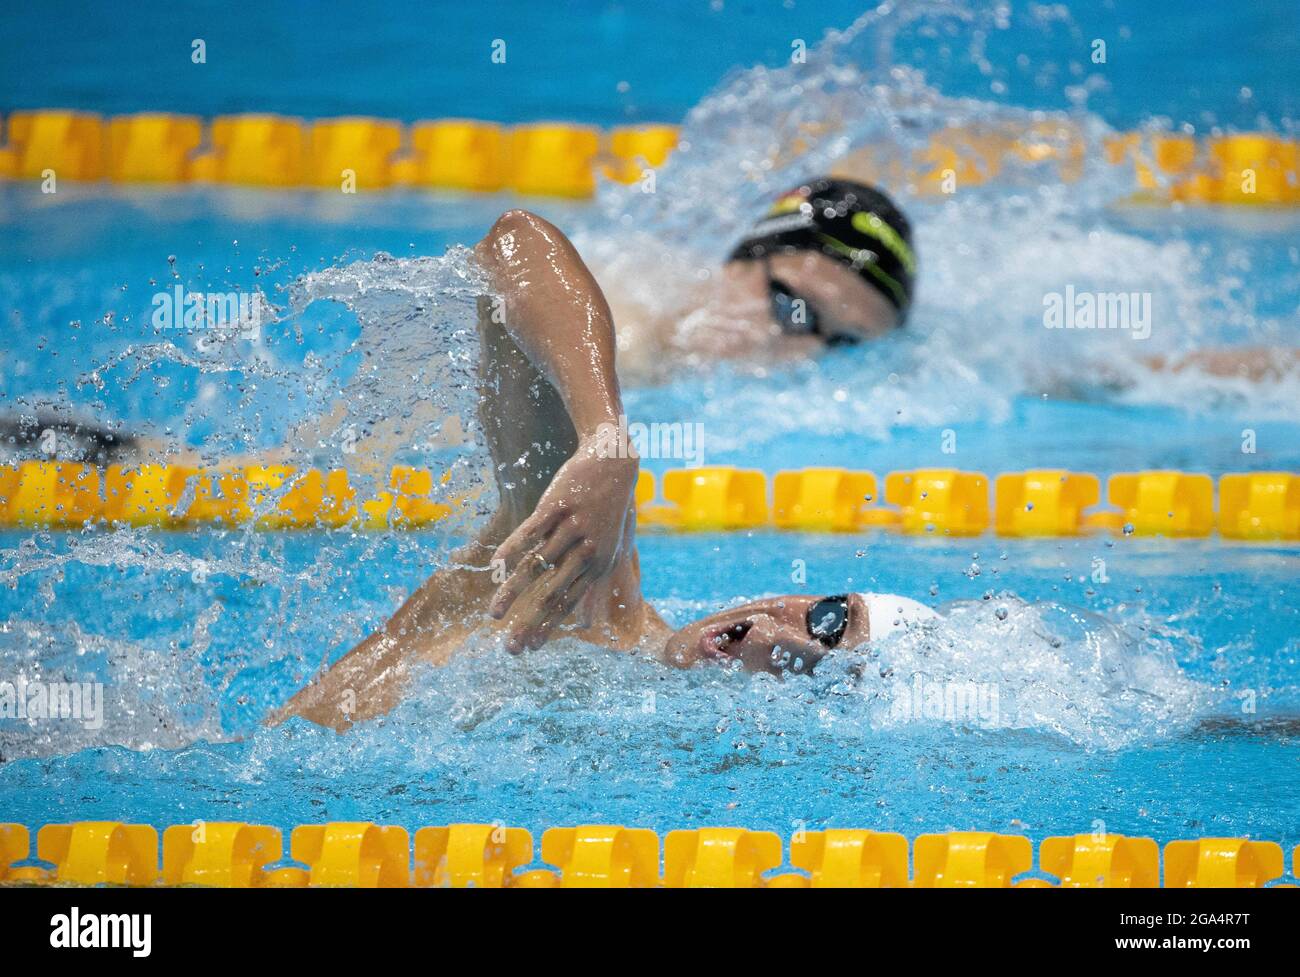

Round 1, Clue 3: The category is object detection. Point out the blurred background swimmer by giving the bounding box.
[596,169,1297,381]
[684,176,916,351]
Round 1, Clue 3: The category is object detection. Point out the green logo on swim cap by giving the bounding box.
[851,211,916,275]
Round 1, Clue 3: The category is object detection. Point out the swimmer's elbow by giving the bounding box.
[491,208,546,234]
[477,209,553,267]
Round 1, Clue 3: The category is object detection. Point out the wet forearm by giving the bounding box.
[475,210,623,436]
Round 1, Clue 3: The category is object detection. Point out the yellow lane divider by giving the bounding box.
[0,109,1294,203]
[1,463,1298,538]
[1106,131,1300,205]
[1,821,1294,888]
[0,110,675,196]
[643,467,1300,538]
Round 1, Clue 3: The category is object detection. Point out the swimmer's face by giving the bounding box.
[719,250,899,350]
[662,593,870,675]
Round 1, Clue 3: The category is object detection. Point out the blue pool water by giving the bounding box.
[0,530,1296,848]
[2,0,1297,129]
[1,1,1298,865]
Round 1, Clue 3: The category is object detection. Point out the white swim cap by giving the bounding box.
[857,592,938,641]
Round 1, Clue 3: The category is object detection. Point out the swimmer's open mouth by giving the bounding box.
[703,620,752,660]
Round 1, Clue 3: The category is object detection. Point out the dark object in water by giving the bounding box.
[0,411,139,465]
[1194,715,1300,739]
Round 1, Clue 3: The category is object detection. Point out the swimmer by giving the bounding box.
[710,176,917,347]
[601,173,1296,380]
[274,207,936,731]
[601,176,918,370]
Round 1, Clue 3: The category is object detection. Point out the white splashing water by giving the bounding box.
[288,245,495,531]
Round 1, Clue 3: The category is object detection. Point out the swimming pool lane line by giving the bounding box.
[1,110,1296,205]
[1,822,1295,887]
[2,462,1297,538]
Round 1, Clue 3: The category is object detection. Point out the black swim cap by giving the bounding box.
[729,177,917,320]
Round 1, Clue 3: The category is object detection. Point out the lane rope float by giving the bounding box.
[0,109,1295,203]
[1,462,1297,538]
[0,821,1293,888]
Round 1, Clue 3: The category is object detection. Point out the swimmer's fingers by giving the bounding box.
[504,546,592,651]
[491,502,566,573]
[489,529,577,620]
[505,552,589,650]
[515,567,593,651]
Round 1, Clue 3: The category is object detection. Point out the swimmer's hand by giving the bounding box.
[488,435,637,652]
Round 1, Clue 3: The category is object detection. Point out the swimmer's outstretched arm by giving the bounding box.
[1053,345,1300,397]
[267,535,503,730]
[1143,347,1300,382]
[273,211,654,730]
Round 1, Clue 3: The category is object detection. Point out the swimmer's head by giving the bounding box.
[721,177,916,347]
[662,593,868,675]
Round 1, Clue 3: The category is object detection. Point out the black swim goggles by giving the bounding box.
[766,264,860,347]
[805,595,851,647]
